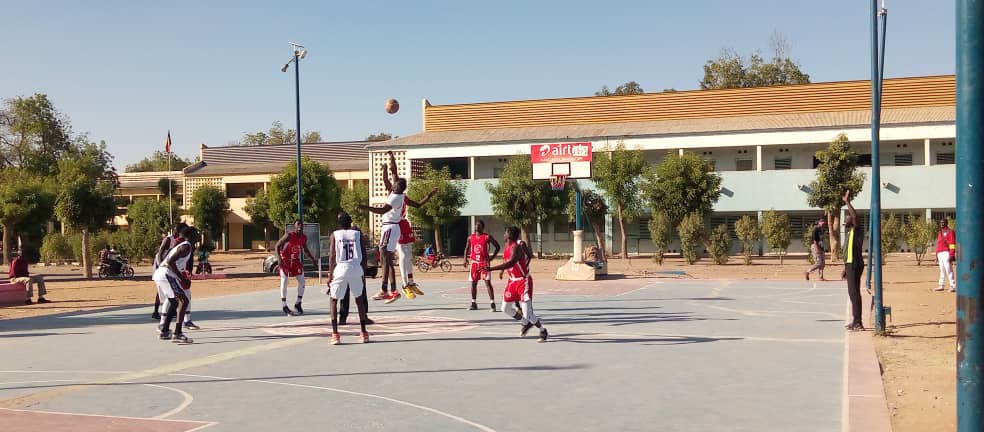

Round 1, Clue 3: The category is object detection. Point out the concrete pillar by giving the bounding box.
[536,222,542,255]
[573,230,584,262]
[924,138,932,166]
[840,208,847,248]
[926,208,933,221]
[347,179,354,189]
[604,213,614,255]
[756,145,763,172]
[756,210,764,256]
[469,156,476,180]
[678,149,684,156]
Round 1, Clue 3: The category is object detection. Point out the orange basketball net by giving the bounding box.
[550,175,568,191]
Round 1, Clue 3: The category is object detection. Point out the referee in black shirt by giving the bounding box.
[841,190,865,331]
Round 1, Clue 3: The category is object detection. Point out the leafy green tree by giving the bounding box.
[593,142,647,259]
[807,133,866,262]
[243,189,275,250]
[707,224,731,265]
[677,212,706,265]
[567,188,609,262]
[340,183,370,232]
[158,178,179,196]
[0,172,56,264]
[189,185,229,247]
[407,166,467,253]
[595,81,644,96]
[123,198,178,260]
[487,156,570,246]
[40,232,72,263]
[239,121,321,146]
[643,152,723,227]
[0,94,74,176]
[649,212,672,265]
[366,132,394,142]
[761,210,792,265]
[125,151,192,172]
[735,215,761,265]
[700,34,810,89]
[53,141,117,278]
[880,214,904,265]
[904,216,935,265]
[266,157,341,228]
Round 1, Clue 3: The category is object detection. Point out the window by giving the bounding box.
[857,154,873,167]
[937,152,955,164]
[774,158,792,170]
[894,153,913,166]
[736,158,754,171]
[493,167,504,178]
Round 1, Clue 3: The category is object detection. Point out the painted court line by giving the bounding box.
[0,407,216,430]
[143,384,195,419]
[173,373,497,432]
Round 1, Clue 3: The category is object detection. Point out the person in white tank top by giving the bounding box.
[152,226,199,344]
[326,212,371,345]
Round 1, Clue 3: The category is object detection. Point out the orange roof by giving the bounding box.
[423,75,955,132]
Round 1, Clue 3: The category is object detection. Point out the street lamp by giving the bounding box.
[281,42,307,228]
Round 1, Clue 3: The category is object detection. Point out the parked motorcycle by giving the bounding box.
[98,256,135,279]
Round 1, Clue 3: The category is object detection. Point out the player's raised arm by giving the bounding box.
[382,163,393,192]
[388,150,400,185]
[843,189,856,221]
[406,187,439,208]
[358,203,393,215]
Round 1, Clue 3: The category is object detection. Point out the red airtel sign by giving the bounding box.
[530,142,592,163]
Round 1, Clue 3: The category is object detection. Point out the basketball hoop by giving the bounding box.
[550,175,568,191]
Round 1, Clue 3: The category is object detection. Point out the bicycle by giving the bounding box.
[415,253,453,272]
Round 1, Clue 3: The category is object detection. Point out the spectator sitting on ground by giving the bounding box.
[8,250,49,305]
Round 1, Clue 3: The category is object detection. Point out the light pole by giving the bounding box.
[281,42,307,228]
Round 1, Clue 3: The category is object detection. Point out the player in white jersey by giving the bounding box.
[152,226,200,344]
[380,151,437,300]
[327,212,370,345]
[360,152,437,304]
[151,222,186,320]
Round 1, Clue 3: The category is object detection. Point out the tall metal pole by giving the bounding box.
[575,185,582,231]
[293,51,304,232]
[956,0,984,429]
[869,0,885,333]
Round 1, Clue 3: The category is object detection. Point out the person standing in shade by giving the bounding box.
[841,190,865,331]
[805,219,826,281]
[934,218,957,292]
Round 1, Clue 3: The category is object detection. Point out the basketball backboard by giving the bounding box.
[531,142,592,180]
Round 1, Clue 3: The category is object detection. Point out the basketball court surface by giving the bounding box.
[1,277,846,431]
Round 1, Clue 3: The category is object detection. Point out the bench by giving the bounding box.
[0,282,26,305]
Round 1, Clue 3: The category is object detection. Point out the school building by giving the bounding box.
[368,75,957,256]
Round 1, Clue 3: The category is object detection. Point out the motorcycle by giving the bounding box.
[98,256,135,279]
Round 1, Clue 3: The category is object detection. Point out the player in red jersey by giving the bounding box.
[485,226,547,342]
[463,220,500,311]
[275,220,317,316]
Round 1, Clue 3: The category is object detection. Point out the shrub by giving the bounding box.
[706,224,731,265]
[40,233,73,263]
[904,216,935,265]
[880,214,904,264]
[68,230,114,264]
[649,212,671,265]
[762,210,791,265]
[677,212,706,265]
[734,215,760,265]
[802,223,817,264]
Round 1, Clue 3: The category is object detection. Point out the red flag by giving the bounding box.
[165,130,172,153]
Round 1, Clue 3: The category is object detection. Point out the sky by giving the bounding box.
[0,0,956,170]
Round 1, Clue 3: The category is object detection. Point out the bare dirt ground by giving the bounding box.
[2,250,953,431]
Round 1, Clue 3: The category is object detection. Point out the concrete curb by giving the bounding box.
[843,330,893,432]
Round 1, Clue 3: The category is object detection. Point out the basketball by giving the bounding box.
[385,98,400,114]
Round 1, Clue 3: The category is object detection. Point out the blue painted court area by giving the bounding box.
[0,278,846,432]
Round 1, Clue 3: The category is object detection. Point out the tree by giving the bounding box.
[802,223,818,264]
[593,142,647,259]
[157,178,179,197]
[125,151,192,173]
[707,224,731,265]
[880,214,904,265]
[266,157,341,228]
[340,183,370,232]
[54,141,118,278]
[238,121,321,146]
[487,156,570,246]
[0,172,56,264]
[649,212,672,265]
[189,185,229,247]
[407,166,467,253]
[244,189,275,250]
[567,188,609,262]
[366,132,394,142]
[735,215,761,265]
[0,94,74,176]
[807,133,866,262]
[643,152,723,227]
[595,81,644,96]
[761,210,791,265]
[123,198,178,260]
[904,216,935,265]
[678,212,706,265]
[700,33,811,89]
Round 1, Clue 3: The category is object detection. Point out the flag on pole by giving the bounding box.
[165,130,172,153]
